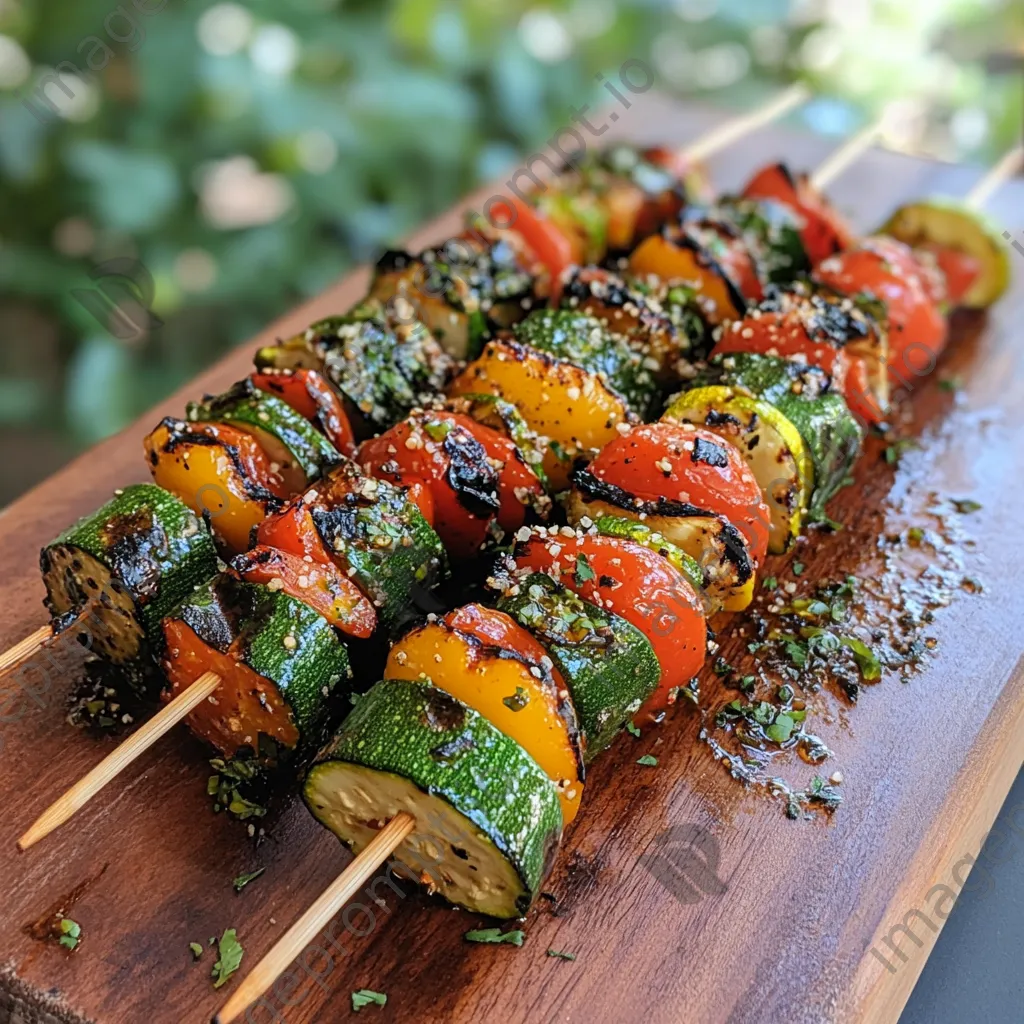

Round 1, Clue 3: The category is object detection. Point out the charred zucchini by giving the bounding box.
[497,573,659,760]
[662,385,813,554]
[305,678,563,918]
[692,353,863,521]
[882,198,1011,309]
[255,301,454,436]
[566,467,754,609]
[306,464,449,639]
[513,308,657,416]
[369,237,536,359]
[559,267,682,379]
[41,484,218,691]
[385,604,584,822]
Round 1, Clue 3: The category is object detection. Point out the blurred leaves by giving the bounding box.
[0,0,1019,505]
[65,142,181,231]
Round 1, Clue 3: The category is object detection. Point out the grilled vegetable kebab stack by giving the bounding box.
[32,142,1011,920]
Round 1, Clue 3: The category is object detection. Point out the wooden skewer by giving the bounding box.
[17,670,222,850]
[681,82,811,163]
[966,143,1024,210]
[808,108,895,191]
[213,811,417,1024]
[0,625,53,677]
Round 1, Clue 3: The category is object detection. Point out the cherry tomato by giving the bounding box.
[815,237,948,379]
[514,532,706,716]
[234,545,377,638]
[250,369,357,457]
[358,412,501,560]
[485,194,576,290]
[585,422,770,566]
[743,162,855,265]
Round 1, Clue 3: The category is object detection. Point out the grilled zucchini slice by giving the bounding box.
[255,302,454,437]
[385,606,584,823]
[513,308,657,416]
[693,353,863,522]
[305,679,563,918]
[306,463,449,639]
[566,468,754,609]
[497,573,660,761]
[370,239,536,359]
[662,385,813,554]
[40,484,217,691]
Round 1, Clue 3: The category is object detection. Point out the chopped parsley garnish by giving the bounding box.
[208,758,268,820]
[352,989,388,1011]
[762,576,778,591]
[189,942,204,961]
[839,635,882,681]
[422,419,453,442]
[211,928,244,988]
[636,754,658,766]
[232,868,265,893]
[574,552,596,584]
[502,687,530,712]
[766,714,797,744]
[782,637,807,668]
[547,949,577,961]
[952,498,982,514]
[792,561,805,576]
[465,927,525,946]
[58,918,81,951]
[938,376,962,392]
[625,720,641,738]
[884,438,919,465]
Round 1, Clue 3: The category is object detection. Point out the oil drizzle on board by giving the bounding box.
[694,393,991,820]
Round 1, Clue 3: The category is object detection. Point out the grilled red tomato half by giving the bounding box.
[514,531,707,715]
[584,422,770,566]
[815,236,948,379]
[358,411,508,560]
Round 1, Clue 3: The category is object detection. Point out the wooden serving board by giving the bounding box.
[1,96,1022,1024]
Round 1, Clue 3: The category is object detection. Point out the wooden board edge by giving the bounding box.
[846,653,1024,1022]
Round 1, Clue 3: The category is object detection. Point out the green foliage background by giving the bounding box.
[0,0,1020,503]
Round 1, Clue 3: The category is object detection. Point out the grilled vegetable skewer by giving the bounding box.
[214,140,1015,1024]
[4,111,1017,1024]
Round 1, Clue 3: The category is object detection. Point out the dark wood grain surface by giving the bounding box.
[1,96,1022,1024]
